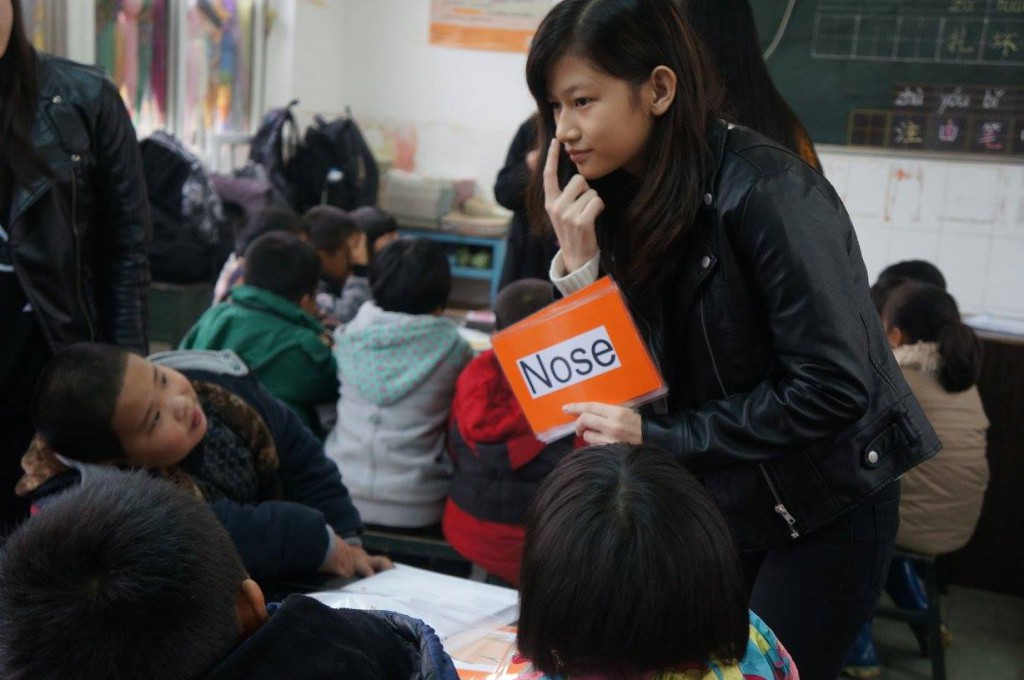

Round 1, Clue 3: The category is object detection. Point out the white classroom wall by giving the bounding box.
[267,0,1024,319]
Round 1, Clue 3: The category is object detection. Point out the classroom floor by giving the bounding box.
[862,586,1024,680]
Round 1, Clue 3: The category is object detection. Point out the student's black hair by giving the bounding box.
[349,205,398,261]
[1,0,52,212]
[870,275,910,316]
[0,470,247,680]
[525,0,724,292]
[369,238,451,315]
[304,205,360,254]
[681,0,821,170]
[883,283,982,393]
[877,259,947,290]
[32,343,131,462]
[517,444,748,676]
[243,231,321,303]
[234,206,309,256]
[493,278,553,330]
[871,260,947,315]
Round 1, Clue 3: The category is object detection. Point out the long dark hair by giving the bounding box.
[884,284,982,393]
[681,0,820,170]
[517,444,748,676]
[525,0,723,292]
[0,0,48,212]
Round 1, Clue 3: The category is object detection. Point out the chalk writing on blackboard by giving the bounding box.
[812,0,1024,66]
[848,83,1023,154]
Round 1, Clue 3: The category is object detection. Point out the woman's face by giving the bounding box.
[0,0,14,60]
[547,54,655,179]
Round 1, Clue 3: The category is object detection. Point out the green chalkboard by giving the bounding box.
[752,1,1024,155]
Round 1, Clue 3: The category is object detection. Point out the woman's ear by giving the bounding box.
[646,66,677,117]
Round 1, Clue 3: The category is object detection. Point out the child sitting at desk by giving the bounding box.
[443,279,578,585]
[23,345,389,581]
[325,238,472,530]
[0,471,456,680]
[516,444,798,680]
[305,205,371,325]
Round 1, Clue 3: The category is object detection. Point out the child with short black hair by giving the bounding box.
[26,344,388,580]
[181,232,338,433]
[213,207,312,303]
[517,444,798,680]
[443,278,577,585]
[305,205,371,324]
[325,238,472,529]
[350,205,399,262]
[0,471,456,680]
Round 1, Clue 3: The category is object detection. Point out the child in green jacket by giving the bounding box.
[182,233,338,434]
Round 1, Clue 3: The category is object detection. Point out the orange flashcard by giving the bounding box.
[491,277,667,442]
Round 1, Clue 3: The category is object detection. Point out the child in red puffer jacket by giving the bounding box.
[442,279,581,585]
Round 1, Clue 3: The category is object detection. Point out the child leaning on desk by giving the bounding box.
[515,444,799,680]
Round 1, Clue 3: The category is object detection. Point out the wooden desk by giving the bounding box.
[941,332,1024,598]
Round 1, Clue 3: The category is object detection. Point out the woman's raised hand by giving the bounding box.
[543,138,603,273]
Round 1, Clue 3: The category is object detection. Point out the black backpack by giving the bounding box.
[140,131,232,284]
[291,111,379,212]
[248,99,301,206]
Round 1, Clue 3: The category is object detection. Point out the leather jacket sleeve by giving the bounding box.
[91,77,151,353]
[643,168,874,470]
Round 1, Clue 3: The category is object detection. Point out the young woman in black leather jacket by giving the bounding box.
[0,0,150,526]
[526,1,939,677]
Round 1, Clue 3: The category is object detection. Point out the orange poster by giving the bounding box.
[491,277,666,442]
[430,0,556,53]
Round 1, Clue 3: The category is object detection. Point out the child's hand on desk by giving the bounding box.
[564,402,642,445]
[321,533,393,578]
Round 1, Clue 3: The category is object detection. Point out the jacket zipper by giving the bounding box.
[70,164,96,341]
[699,294,800,539]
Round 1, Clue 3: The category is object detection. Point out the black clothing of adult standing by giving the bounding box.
[565,120,941,679]
[495,117,558,289]
[0,53,150,528]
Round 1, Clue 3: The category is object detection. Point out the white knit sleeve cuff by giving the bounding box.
[550,250,601,296]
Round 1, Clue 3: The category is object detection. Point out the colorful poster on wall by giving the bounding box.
[430,0,556,53]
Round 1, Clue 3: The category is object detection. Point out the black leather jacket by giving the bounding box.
[627,120,940,551]
[6,54,150,353]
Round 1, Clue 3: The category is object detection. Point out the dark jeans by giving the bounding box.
[742,481,900,680]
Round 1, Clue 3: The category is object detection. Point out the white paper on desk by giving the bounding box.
[965,313,1024,337]
[307,564,518,643]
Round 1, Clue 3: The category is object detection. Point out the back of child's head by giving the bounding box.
[494,279,553,331]
[32,342,132,462]
[369,238,451,315]
[871,259,947,313]
[0,470,247,680]
[244,231,321,303]
[235,206,309,256]
[349,206,398,259]
[884,282,982,393]
[878,259,947,290]
[517,444,748,677]
[304,205,360,254]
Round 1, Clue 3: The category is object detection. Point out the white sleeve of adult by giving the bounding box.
[550,250,601,296]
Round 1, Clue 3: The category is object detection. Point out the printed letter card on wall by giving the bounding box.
[491,277,666,442]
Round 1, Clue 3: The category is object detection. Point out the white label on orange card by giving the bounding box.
[516,326,621,399]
